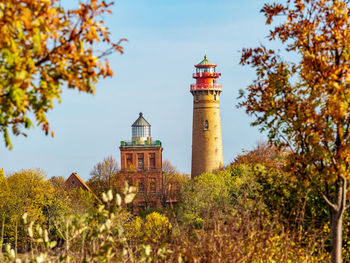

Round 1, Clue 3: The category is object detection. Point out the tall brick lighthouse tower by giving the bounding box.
[190,55,223,178]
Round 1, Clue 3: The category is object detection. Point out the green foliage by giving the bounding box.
[179,172,233,225]
[224,164,261,207]
[179,165,263,226]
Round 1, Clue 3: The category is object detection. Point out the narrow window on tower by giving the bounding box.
[204,120,209,130]
[126,154,133,169]
[138,179,145,192]
[149,153,156,169]
[138,158,143,169]
[150,178,156,192]
[195,94,199,102]
[214,94,217,102]
[138,154,144,169]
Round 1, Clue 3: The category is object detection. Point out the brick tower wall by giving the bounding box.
[119,145,163,214]
[191,89,223,178]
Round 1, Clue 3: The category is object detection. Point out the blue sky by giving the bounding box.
[1,0,271,180]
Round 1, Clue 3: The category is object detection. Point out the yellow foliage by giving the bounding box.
[143,212,172,244]
[0,0,126,149]
[124,216,143,240]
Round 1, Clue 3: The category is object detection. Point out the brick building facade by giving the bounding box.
[119,113,163,214]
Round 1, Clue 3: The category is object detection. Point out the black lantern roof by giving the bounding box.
[131,112,151,127]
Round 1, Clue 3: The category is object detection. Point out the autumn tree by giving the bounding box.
[5,169,55,253]
[179,171,235,227]
[233,141,286,169]
[240,0,350,261]
[161,160,188,206]
[46,176,71,229]
[87,155,120,196]
[0,0,125,149]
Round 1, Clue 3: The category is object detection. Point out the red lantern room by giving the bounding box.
[190,55,222,92]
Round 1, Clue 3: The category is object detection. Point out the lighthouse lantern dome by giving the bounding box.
[195,55,216,73]
[131,112,151,144]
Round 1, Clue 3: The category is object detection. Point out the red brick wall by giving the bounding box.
[119,146,163,214]
[65,173,89,191]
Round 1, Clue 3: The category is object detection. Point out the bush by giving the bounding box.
[143,212,172,244]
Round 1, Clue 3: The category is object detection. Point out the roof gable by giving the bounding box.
[65,173,93,193]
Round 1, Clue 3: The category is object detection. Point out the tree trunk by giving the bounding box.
[0,216,4,254]
[331,209,343,263]
[14,220,18,255]
[66,222,70,263]
[329,177,347,263]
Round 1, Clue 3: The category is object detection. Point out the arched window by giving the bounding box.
[204,120,209,130]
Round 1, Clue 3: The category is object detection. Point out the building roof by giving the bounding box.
[65,173,101,203]
[196,55,216,66]
[132,112,151,127]
[66,172,94,193]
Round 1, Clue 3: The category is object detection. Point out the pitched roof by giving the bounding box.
[132,112,151,127]
[65,173,101,203]
[66,172,94,193]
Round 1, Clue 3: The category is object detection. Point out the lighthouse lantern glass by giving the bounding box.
[196,67,215,73]
[132,126,150,138]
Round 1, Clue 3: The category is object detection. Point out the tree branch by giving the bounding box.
[304,170,338,211]
[319,190,338,212]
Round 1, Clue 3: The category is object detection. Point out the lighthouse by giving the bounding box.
[119,113,163,214]
[190,55,223,178]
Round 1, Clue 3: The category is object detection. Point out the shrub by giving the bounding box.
[143,212,172,244]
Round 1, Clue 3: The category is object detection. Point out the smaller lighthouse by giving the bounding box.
[119,113,163,214]
[190,56,223,178]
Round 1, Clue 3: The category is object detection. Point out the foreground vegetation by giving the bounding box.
[2,144,349,262]
[240,1,350,261]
